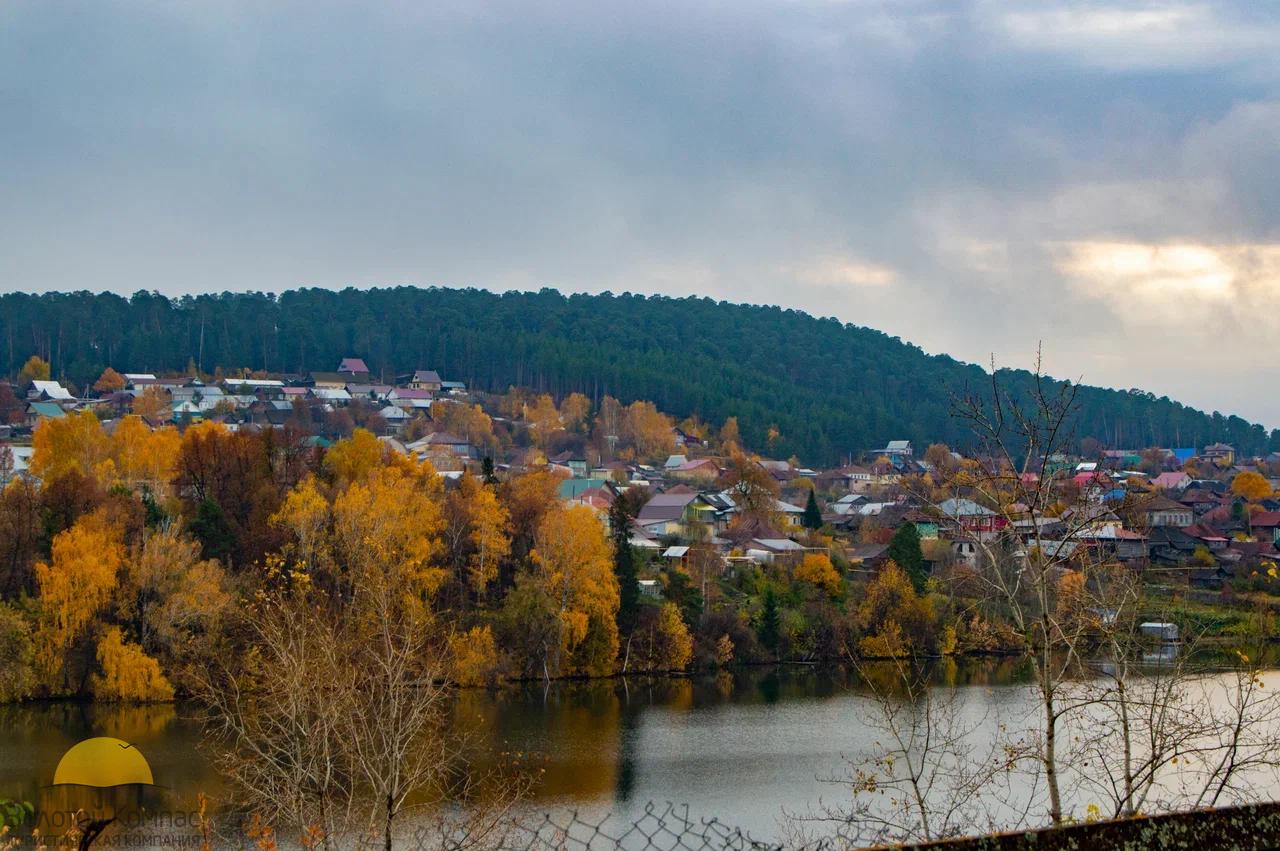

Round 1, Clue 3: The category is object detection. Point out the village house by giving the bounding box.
[408,370,443,392]
[1141,495,1194,528]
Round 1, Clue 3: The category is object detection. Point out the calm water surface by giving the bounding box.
[4,659,1273,845]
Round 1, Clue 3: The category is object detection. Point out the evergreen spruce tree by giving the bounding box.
[887,522,928,593]
[481,455,497,485]
[757,586,781,655]
[609,498,640,636]
[802,489,823,529]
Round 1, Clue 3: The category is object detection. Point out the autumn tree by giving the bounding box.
[622,401,674,460]
[111,416,181,495]
[501,469,563,564]
[796,553,842,599]
[631,602,693,672]
[92,367,126,395]
[524,394,562,447]
[923,443,957,476]
[723,449,781,524]
[116,524,232,691]
[433,401,497,453]
[856,561,935,658]
[468,483,510,599]
[593,396,624,460]
[329,460,446,614]
[325,427,384,486]
[530,505,620,677]
[33,511,123,694]
[174,422,288,568]
[559,392,592,433]
[0,479,41,599]
[132,385,172,423]
[30,409,111,483]
[0,382,23,425]
[91,626,175,701]
[18,355,50,386]
[1232,471,1272,502]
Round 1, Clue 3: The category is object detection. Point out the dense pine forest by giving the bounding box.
[1,287,1271,463]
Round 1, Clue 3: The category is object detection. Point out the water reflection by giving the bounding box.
[5,656,1264,844]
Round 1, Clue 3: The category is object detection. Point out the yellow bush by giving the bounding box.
[450,625,499,687]
[91,627,175,702]
[795,553,843,598]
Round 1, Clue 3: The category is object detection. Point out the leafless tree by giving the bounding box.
[195,582,527,849]
[787,655,1017,846]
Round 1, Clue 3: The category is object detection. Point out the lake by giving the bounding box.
[2,658,1277,847]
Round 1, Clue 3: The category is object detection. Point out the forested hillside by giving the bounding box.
[1,287,1272,463]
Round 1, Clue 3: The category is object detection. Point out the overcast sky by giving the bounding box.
[3,1,1278,425]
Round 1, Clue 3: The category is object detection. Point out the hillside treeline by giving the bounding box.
[1,287,1271,463]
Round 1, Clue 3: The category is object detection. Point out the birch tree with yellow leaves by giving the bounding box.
[531,504,619,677]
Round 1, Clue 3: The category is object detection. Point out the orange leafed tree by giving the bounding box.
[93,367,127,395]
[330,462,446,612]
[795,552,843,598]
[19,355,50,384]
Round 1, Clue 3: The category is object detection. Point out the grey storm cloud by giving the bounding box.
[2,1,1279,424]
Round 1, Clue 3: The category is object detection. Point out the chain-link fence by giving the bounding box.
[501,803,783,851]
[418,802,846,851]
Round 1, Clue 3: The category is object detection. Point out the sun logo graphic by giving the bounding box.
[39,737,163,848]
[53,737,156,788]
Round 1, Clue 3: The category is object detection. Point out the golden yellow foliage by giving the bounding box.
[111,416,181,493]
[34,512,122,689]
[19,355,51,383]
[325,428,384,486]
[468,484,510,596]
[1232,471,1272,502]
[857,561,935,655]
[656,603,693,670]
[795,553,842,598]
[621,401,674,460]
[91,626,175,702]
[433,401,495,449]
[30,409,111,483]
[524,394,562,446]
[532,505,620,676]
[332,464,446,610]
[450,624,499,686]
[858,619,907,659]
[559,392,592,432]
[715,633,735,666]
[132,385,172,423]
[272,477,331,569]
